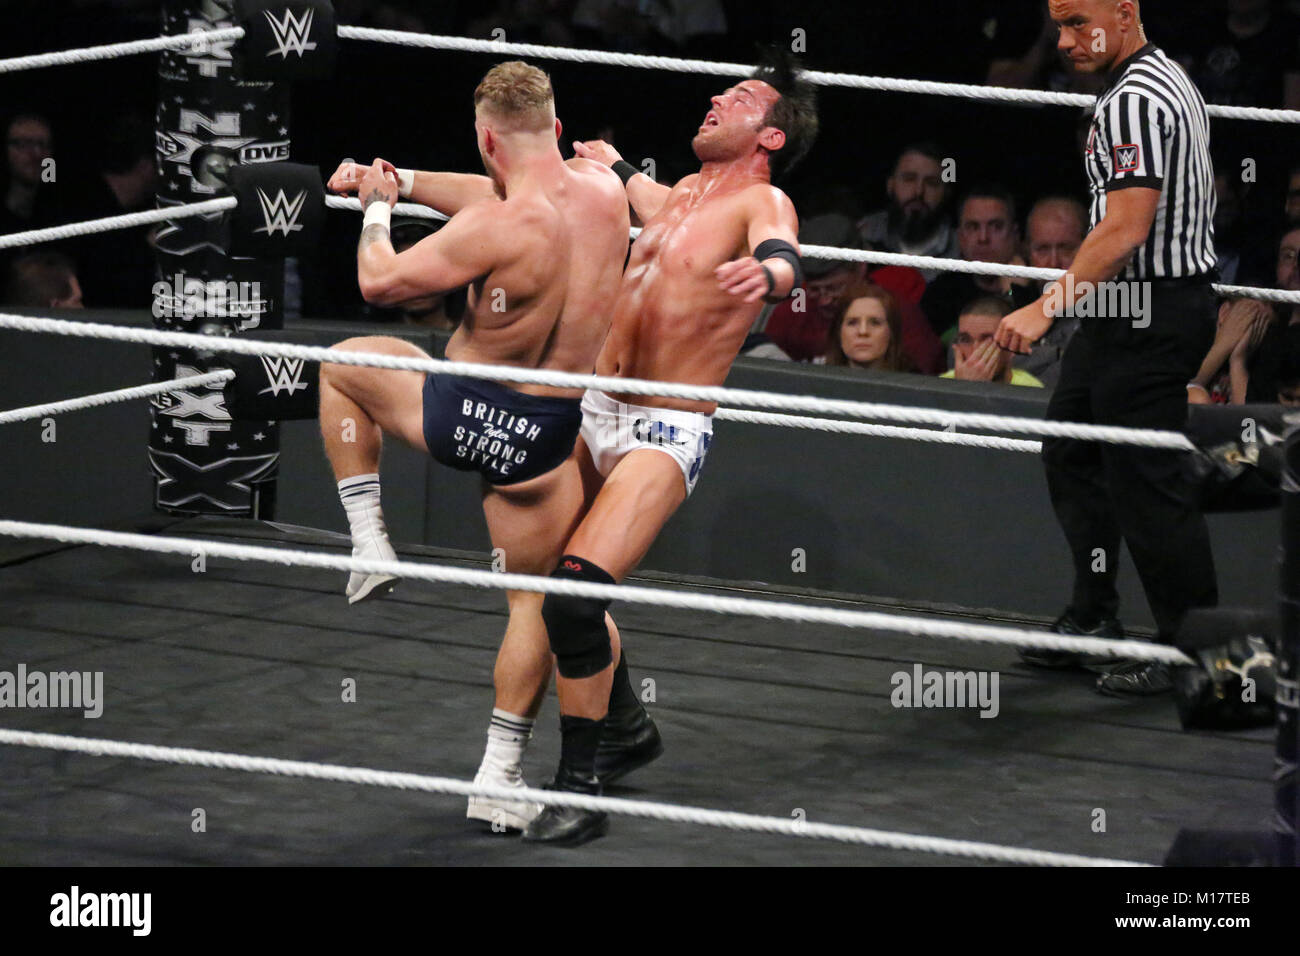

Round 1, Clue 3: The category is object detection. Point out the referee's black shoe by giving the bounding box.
[595,704,663,786]
[1019,608,1124,669]
[521,768,609,846]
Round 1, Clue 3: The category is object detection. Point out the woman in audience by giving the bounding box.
[823,280,914,373]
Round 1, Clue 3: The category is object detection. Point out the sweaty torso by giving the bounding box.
[445,158,629,398]
[597,174,771,413]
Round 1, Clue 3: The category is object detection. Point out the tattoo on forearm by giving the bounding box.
[358,223,389,253]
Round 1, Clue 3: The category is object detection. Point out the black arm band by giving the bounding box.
[753,238,804,296]
[611,160,642,186]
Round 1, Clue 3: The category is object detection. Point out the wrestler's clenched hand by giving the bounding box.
[572,140,624,167]
[328,157,398,195]
[714,257,771,304]
[358,158,399,209]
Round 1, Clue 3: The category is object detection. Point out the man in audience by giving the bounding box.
[920,184,1038,341]
[941,296,1043,387]
[3,250,83,308]
[2,113,59,235]
[857,143,959,281]
[77,113,157,308]
[1015,196,1088,388]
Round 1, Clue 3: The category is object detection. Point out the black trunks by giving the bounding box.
[422,373,582,485]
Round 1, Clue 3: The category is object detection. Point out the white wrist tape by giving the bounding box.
[363,202,391,231]
[396,168,415,198]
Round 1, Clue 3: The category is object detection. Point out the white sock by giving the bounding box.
[337,473,387,552]
[480,708,534,773]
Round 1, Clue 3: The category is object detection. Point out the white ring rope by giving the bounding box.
[0,27,244,74]
[1,23,1294,127]
[0,519,1193,664]
[0,370,233,427]
[0,197,235,251]
[0,729,1145,866]
[6,195,1294,305]
[0,313,1195,450]
[712,407,1043,453]
[325,194,448,222]
[337,26,1299,125]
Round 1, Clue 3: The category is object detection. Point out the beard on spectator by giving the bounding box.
[888,198,943,244]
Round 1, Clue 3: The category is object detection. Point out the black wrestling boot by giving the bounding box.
[1019,607,1124,669]
[1095,660,1174,697]
[595,704,664,785]
[521,766,609,846]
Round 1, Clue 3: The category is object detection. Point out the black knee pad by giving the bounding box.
[542,555,615,679]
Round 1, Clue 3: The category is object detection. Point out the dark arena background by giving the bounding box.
[0,0,1297,933]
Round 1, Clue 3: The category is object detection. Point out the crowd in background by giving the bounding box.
[5,0,1300,403]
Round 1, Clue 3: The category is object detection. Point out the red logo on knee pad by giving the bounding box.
[563,559,584,572]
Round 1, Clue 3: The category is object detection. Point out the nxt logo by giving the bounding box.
[255,188,307,237]
[258,356,309,396]
[264,7,317,59]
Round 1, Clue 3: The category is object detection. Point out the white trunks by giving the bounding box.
[579,389,714,496]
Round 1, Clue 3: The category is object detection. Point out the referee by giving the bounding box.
[996,0,1218,695]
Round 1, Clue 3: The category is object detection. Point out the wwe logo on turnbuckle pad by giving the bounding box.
[263,7,317,59]
[254,188,307,237]
[258,357,309,396]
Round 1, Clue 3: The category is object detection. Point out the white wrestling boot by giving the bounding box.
[466,758,543,832]
[338,474,400,604]
[345,533,399,604]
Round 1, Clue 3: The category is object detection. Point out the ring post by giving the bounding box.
[1278,415,1300,865]
[151,1,290,518]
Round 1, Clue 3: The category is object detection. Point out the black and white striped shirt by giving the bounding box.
[1084,43,1217,279]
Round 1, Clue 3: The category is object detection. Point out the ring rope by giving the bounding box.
[0,313,1196,450]
[713,407,1043,452]
[0,27,244,74]
[6,197,1294,305]
[0,197,235,251]
[334,27,1300,125]
[0,728,1146,866]
[0,519,1194,664]
[0,370,233,426]
[4,24,1297,125]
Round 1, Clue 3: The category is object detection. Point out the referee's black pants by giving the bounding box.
[1042,276,1218,642]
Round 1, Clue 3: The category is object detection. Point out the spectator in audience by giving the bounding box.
[1214,164,1247,284]
[1181,0,1300,110]
[823,280,913,372]
[364,218,464,329]
[763,214,942,372]
[571,0,680,54]
[1287,161,1300,227]
[3,250,83,308]
[76,113,157,308]
[1191,226,1300,404]
[763,214,858,361]
[920,184,1038,342]
[983,0,1102,95]
[1275,334,1300,404]
[1014,195,1088,388]
[941,295,1043,387]
[464,0,576,46]
[857,143,959,280]
[2,113,62,235]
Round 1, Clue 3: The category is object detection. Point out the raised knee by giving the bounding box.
[541,555,615,679]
